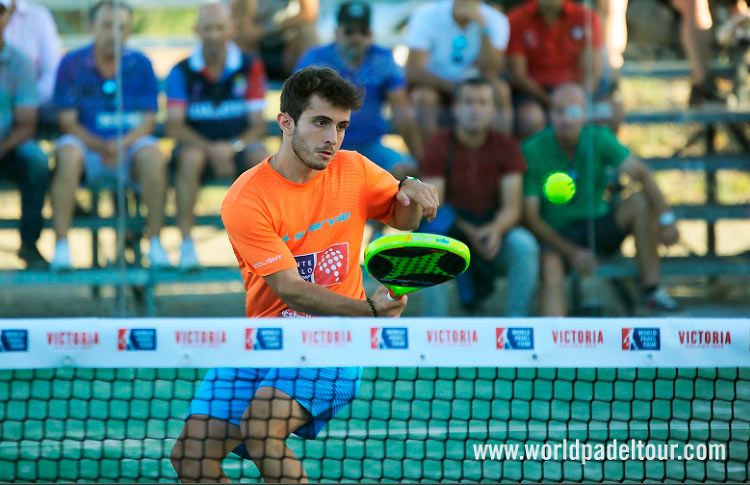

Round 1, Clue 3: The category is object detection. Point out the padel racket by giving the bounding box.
[364,233,470,298]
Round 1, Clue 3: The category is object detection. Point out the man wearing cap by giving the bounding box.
[295,1,422,180]
[0,0,50,270]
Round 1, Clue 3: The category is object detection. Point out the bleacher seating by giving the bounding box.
[2,59,750,316]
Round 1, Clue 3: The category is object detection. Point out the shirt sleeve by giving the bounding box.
[590,9,604,50]
[52,54,77,110]
[15,55,38,108]
[246,56,267,112]
[596,126,630,168]
[165,64,188,107]
[497,136,527,175]
[363,155,399,223]
[36,6,62,104]
[405,8,431,51]
[419,132,448,178]
[485,8,510,50]
[221,198,298,277]
[133,55,159,112]
[294,47,318,71]
[521,141,542,197]
[383,51,407,93]
[506,13,525,56]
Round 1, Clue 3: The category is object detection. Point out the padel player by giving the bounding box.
[170,66,439,482]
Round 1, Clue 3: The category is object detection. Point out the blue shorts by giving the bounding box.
[57,134,158,187]
[188,367,362,458]
[347,140,416,173]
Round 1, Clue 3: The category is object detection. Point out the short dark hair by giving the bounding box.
[89,0,133,23]
[454,75,495,101]
[280,66,364,123]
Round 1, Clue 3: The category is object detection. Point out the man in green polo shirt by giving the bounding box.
[522,83,679,316]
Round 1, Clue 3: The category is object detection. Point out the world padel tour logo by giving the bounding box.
[0,329,28,352]
[552,329,604,348]
[301,329,352,347]
[371,327,408,349]
[117,328,157,351]
[294,243,349,287]
[621,328,660,351]
[245,328,283,350]
[496,328,534,350]
[426,328,478,347]
[47,331,100,349]
[175,330,227,348]
[678,330,732,348]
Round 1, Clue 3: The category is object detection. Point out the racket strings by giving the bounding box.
[381,252,452,280]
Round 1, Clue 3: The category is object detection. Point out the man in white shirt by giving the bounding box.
[405,0,512,142]
[4,0,61,104]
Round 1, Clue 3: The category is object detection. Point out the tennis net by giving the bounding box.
[1,317,748,482]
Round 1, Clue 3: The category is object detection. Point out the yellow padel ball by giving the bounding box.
[543,172,576,205]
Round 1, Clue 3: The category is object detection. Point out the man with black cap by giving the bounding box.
[295,1,422,180]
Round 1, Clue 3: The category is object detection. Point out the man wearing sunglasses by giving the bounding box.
[0,0,50,270]
[522,83,680,316]
[405,0,513,143]
[295,1,422,181]
[50,0,169,271]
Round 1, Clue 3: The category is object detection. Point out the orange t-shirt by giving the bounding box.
[221,150,399,318]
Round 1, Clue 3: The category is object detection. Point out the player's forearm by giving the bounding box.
[278,279,373,317]
[390,202,423,231]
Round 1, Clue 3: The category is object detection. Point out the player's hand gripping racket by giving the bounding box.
[364,233,471,299]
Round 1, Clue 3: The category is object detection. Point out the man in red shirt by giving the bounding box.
[507,0,605,137]
[420,76,539,315]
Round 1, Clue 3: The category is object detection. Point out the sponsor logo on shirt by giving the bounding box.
[496,327,534,350]
[0,329,28,352]
[245,328,283,350]
[294,243,349,287]
[252,254,282,270]
[47,331,100,349]
[282,212,351,243]
[621,328,660,351]
[551,329,604,348]
[426,328,478,347]
[678,330,731,349]
[371,327,409,349]
[117,328,157,351]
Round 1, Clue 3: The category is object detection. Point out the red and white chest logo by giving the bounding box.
[294,243,349,287]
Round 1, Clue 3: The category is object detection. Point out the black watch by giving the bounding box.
[399,176,420,189]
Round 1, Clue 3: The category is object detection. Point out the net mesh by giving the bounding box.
[1,366,748,482]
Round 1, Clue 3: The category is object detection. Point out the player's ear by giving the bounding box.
[277,112,295,134]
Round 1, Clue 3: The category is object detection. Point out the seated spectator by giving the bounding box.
[166,1,268,271]
[405,0,513,143]
[295,1,421,180]
[507,0,607,138]
[595,0,725,106]
[0,0,49,270]
[421,76,539,316]
[3,0,61,106]
[230,0,318,81]
[50,0,169,271]
[522,84,680,316]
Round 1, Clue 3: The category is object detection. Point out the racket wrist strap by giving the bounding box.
[366,297,378,317]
